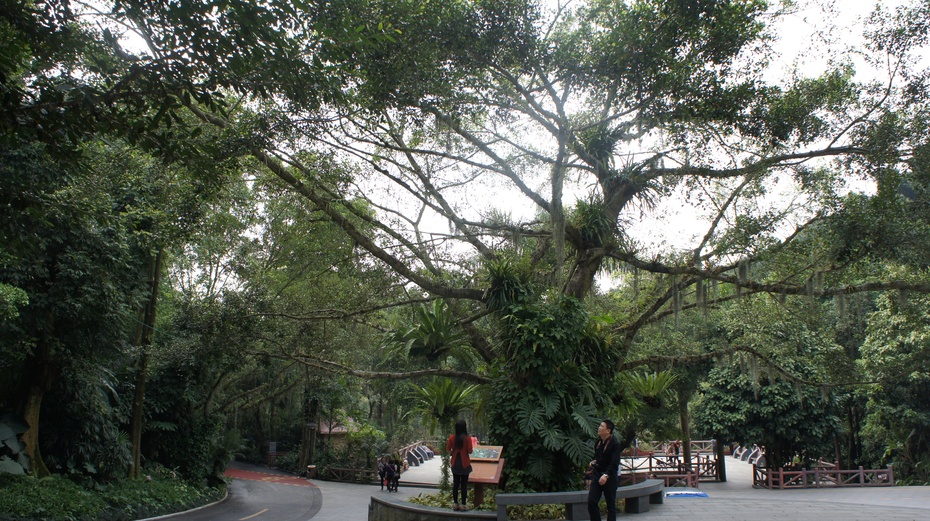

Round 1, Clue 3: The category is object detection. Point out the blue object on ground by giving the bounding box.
[666,488,709,498]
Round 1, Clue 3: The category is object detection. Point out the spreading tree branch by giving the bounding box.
[280,352,492,384]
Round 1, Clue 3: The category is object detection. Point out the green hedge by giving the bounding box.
[0,472,225,521]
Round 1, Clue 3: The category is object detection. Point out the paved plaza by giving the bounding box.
[312,454,930,520]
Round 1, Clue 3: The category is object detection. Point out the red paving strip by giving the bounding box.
[225,468,318,488]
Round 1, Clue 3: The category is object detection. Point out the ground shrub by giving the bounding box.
[0,469,224,521]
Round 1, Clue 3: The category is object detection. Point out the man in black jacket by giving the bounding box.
[587,419,621,521]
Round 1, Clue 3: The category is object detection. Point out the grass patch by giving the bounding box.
[0,470,225,521]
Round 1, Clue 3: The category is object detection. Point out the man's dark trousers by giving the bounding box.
[587,474,618,521]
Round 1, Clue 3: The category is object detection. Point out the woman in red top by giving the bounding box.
[446,419,473,511]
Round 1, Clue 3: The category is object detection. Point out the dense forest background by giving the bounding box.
[3,0,930,497]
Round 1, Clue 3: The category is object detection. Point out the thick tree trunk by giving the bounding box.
[129,249,163,479]
[18,345,57,477]
[564,174,636,300]
[564,248,605,299]
[563,175,638,299]
[20,384,51,477]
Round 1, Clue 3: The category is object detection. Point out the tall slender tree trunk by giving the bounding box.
[298,375,320,469]
[678,388,692,471]
[308,399,319,466]
[715,437,727,482]
[550,160,566,284]
[834,434,843,469]
[129,249,163,479]
[254,407,266,460]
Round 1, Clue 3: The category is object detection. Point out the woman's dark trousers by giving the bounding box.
[452,473,469,505]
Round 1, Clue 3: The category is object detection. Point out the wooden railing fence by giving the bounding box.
[753,465,894,489]
[623,469,699,488]
[621,450,717,487]
[326,466,379,483]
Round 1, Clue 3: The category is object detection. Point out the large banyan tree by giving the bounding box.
[4,0,929,488]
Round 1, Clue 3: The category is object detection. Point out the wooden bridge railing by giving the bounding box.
[753,465,894,489]
[397,440,436,468]
[648,439,716,455]
[621,452,717,482]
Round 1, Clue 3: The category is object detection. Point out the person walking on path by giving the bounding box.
[587,419,621,521]
[378,455,389,491]
[446,419,474,511]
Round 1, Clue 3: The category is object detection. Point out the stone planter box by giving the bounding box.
[369,495,493,521]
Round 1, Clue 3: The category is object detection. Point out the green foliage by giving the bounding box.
[140,292,257,483]
[0,141,153,477]
[408,489,499,512]
[621,370,678,409]
[826,192,930,269]
[569,198,615,249]
[386,300,469,362]
[693,360,839,469]
[0,469,223,521]
[307,419,387,475]
[487,294,619,491]
[0,283,27,320]
[0,142,146,359]
[581,0,768,121]
[483,256,533,312]
[141,365,234,485]
[408,377,479,437]
[344,423,389,469]
[40,364,131,481]
[0,0,392,154]
[743,68,858,145]
[860,291,930,484]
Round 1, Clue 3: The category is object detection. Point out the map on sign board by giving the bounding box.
[470,445,503,461]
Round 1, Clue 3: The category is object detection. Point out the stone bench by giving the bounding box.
[495,479,664,520]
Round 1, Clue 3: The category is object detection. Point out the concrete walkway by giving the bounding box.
[319,454,930,520]
[683,456,930,520]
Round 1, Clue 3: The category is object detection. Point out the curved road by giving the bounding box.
[165,466,322,521]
